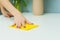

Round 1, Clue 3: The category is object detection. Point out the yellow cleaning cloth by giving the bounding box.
[9,23,38,31]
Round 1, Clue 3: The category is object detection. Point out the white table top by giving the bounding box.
[0,13,60,40]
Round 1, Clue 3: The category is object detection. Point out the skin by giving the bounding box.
[0,5,13,17]
[0,0,31,28]
[0,0,13,17]
[0,0,43,28]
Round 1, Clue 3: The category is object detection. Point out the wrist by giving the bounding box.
[13,12,23,17]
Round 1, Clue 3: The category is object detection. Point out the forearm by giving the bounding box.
[1,5,7,15]
[0,0,22,16]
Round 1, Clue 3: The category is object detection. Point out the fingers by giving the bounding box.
[26,20,32,24]
[14,19,32,28]
[4,13,10,17]
[1,6,13,18]
[15,21,21,28]
[1,6,9,17]
[4,13,13,17]
[16,23,21,28]
[14,21,26,28]
[21,21,26,28]
[7,13,13,17]
[16,20,26,28]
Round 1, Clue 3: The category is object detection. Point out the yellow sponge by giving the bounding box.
[9,23,38,31]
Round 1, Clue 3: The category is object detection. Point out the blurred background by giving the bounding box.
[0,0,60,14]
[26,0,60,13]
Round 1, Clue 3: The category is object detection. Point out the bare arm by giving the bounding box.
[0,0,22,16]
[0,0,31,27]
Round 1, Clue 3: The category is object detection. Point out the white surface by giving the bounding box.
[0,13,60,40]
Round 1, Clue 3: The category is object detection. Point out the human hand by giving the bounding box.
[14,14,31,28]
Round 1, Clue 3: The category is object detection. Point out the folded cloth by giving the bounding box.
[9,23,38,31]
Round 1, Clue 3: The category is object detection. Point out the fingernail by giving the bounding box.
[19,27,21,28]
[17,26,19,28]
[24,26,26,28]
